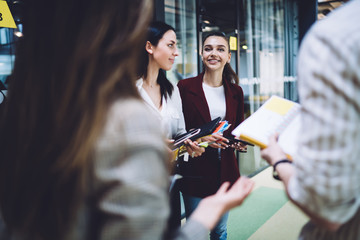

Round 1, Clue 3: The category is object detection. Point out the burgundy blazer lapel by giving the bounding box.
[186,73,211,123]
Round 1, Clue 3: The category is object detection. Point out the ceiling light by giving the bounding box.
[14,31,23,37]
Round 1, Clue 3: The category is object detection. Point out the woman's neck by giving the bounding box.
[142,62,162,110]
[143,62,159,88]
[203,70,223,87]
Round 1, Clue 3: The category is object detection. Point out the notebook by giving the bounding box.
[172,116,222,150]
[232,95,301,159]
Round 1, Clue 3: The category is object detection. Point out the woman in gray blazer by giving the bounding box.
[0,1,254,240]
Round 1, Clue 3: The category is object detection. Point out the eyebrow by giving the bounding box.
[204,44,226,48]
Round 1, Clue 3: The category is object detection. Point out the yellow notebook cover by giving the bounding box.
[232,95,301,159]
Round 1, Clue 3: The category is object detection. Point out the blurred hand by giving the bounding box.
[260,134,287,166]
[166,139,176,160]
[210,177,254,211]
[191,177,254,230]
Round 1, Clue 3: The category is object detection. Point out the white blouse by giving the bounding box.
[202,82,226,120]
[136,78,186,139]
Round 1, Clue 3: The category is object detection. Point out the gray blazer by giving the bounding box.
[0,98,208,240]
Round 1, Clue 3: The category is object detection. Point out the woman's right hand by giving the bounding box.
[184,139,205,158]
[200,134,229,149]
[213,177,254,211]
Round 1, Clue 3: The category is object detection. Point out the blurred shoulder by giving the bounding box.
[105,97,161,137]
[96,97,166,159]
[303,0,360,50]
[109,97,152,120]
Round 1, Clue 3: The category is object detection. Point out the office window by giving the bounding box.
[241,0,285,114]
[0,28,17,88]
[164,0,198,84]
[237,0,299,175]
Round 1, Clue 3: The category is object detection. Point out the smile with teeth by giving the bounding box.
[208,59,220,64]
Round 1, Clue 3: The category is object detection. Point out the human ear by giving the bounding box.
[227,52,231,63]
[201,53,205,63]
[145,41,153,54]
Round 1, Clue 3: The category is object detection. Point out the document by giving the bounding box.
[231,95,301,159]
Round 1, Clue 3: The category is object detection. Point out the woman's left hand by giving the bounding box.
[231,142,247,152]
[260,134,287,166]
[184,139,205,158]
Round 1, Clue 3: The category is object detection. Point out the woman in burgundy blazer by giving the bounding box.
[177,72,244,197]
[177,32,245,239]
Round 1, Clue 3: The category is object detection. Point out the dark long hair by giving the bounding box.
[202,32,239,85]
[138,21,175,101]
[0,0,152,239]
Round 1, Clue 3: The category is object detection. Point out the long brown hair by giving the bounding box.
[138,21,175,101]
[0,0,152,239]
[202,32,239,85]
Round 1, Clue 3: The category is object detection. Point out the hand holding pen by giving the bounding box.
[184,139,205,158]
[198,136,253,152]
[199,134,229,149]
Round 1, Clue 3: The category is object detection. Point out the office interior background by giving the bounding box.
[0,0,346,177]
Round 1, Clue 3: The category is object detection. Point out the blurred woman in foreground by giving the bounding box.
[0,1,254,240]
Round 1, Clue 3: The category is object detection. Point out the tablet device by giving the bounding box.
[172,117,222,150]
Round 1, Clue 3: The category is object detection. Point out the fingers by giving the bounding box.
[260,134,287,165]
[212,134,229,143]
[232,176,249,189]
[200,134,229,149]
[239,145,248,152]
[216,182,230,195]
[199,135,223,149]
[229,177,254,201]
[201,135,217,143]
[185,139,205,157]
[167,139,175,144]
[230,142,247,152]
[209,142,222,148]
[215,177,255,212]
[210,134,229,149]
[166,139,175,149]
[168,146,176,161]
[238,177,255,195]
[269,133,279,145]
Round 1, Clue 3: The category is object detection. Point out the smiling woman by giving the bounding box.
[202,35,232,81]
[177,32,247,240]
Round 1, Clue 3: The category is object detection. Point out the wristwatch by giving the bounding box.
[272,159,292,180]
